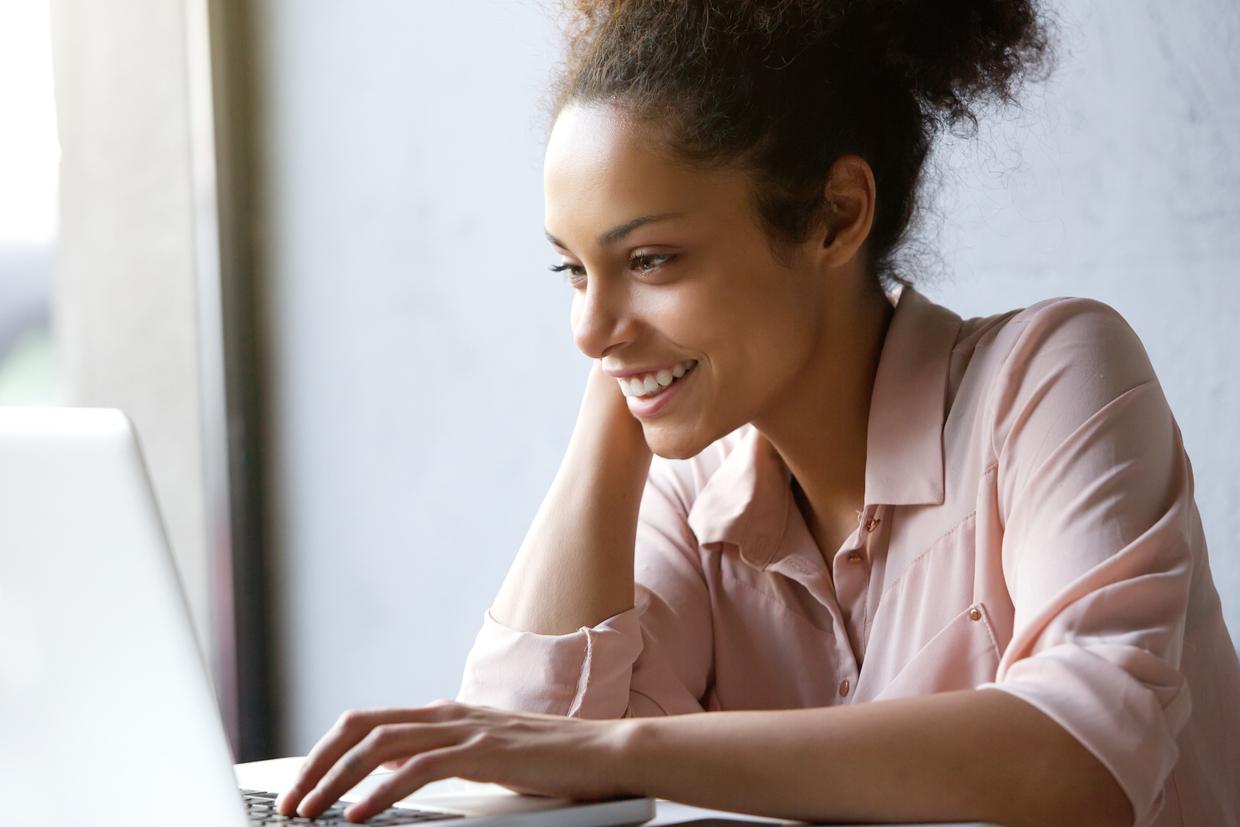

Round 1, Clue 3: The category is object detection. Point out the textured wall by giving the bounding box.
[918,0,1239,638]
[252,0,1239,754]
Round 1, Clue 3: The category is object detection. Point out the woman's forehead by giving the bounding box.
[544,103,750,247]
[545,104,683,197]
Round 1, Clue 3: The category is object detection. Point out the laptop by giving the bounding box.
[0,407,656,827]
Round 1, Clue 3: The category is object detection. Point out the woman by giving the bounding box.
[277,2,1240,825]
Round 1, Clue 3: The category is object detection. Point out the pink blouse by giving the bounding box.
[456,285,1240,827]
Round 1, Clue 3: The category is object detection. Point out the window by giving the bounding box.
[0,0,61,405]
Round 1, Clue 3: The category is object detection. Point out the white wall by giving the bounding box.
[252,0,1240,754]
[251,0,581,754]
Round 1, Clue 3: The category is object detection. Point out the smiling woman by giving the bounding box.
[277,1,1240,826]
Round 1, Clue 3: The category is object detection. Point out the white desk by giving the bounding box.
[236,758,993,827]
[650,799,990,826]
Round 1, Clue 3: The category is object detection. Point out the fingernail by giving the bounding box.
[298,791,321,816]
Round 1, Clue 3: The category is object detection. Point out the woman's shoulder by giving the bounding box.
[951,294,1164,459]
[951,294,1157,402]
[959,294,1149,367]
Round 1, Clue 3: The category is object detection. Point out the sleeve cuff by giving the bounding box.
[455,606,644,718]
[977,643,1192,827]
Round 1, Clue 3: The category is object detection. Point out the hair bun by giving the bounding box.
[850,0,1053,131]
[551,0,1054,286]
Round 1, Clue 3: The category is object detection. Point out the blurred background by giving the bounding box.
[1,0,1236,762]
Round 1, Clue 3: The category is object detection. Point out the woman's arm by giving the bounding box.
[276,687,1130,825]
[489,361,651,635]
[456,361,716,719]
[614,687,1132,827]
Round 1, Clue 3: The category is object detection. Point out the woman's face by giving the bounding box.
[543,102,831,459]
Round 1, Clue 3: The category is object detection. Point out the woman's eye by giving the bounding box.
[548,263,586,281]
[547,254,673,285]
[630,253,674,273]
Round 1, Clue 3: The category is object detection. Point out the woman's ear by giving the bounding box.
[819,155,876,268]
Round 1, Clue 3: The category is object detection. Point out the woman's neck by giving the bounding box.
[754,276,895,557]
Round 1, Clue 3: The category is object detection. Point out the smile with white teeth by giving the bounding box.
[617,359,699,399]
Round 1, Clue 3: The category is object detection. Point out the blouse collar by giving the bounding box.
[686,283,964,570]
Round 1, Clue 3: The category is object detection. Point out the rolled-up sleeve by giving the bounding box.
[456,454,714,719]
[977,298,1195,827]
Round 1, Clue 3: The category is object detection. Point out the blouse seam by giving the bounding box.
[718,568,835,637]
[859,577,871,661]
[986,312,1035,464]
[879,509,979,602]
[858,524,873,656]
[999,380,1156,521]
[694,544,720,696]
[1168,770,1186,827]
[628,686,670,716]
[568,627,594,717]
[741,476,792,569]
[980,461,1003,534]
[975,601,1002,657]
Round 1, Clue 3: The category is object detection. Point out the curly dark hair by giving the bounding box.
[549,0,1054,287]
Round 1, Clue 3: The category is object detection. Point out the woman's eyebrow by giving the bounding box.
[545,211,685,251]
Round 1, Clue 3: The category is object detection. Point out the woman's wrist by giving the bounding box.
[596,717,653,799]
[570,361,653,467]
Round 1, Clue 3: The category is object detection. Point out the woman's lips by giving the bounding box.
[612,359,698,397]
[625,361,697,419]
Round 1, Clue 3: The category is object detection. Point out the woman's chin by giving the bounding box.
[642,423,713,461]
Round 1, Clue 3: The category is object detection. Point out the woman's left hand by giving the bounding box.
[274,700,636,823]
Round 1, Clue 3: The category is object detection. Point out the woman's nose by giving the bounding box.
[571,281,634,359]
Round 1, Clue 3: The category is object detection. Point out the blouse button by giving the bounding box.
[838,678,850,697]
[968,606,982,622]
[846,550,863,563]
[864,517,881,532]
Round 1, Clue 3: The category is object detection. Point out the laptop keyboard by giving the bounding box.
[241,789,464,825]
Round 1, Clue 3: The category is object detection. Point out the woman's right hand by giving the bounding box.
[572,359,653,464]
[487,359,653,636]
